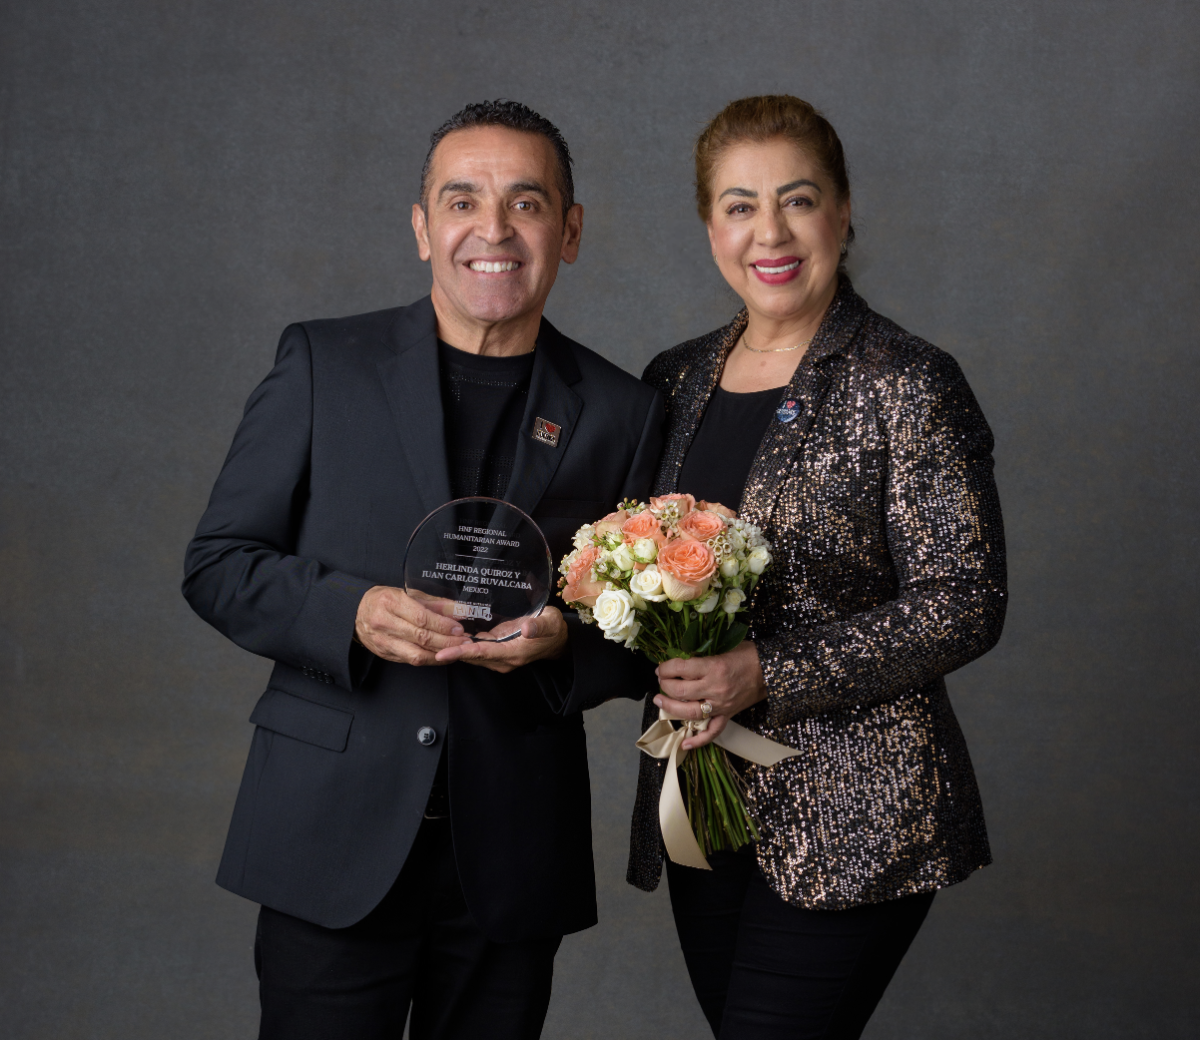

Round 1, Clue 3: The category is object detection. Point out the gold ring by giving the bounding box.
[700,700,713,719]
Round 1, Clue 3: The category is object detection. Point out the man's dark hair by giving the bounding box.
[419,99,575,218]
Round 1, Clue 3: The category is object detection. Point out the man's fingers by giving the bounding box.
[368,638,440,667]
[392,593,465,636]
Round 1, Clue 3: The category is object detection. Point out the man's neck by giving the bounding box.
[430,288,542,357]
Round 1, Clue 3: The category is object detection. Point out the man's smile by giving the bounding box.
[467,259,522,273]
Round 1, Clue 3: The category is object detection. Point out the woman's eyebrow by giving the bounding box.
[777,179,821,194]
[717,186,757,201]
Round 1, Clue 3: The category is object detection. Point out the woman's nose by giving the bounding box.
[756,204,790,245]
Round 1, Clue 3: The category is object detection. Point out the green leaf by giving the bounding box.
[681,617,700,653]
[716,622,749,655]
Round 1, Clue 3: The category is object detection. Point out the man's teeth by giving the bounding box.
[469,260,520,273]
[755,260,800,274]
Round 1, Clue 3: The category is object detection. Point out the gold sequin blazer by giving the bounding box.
[627,280,1006,909]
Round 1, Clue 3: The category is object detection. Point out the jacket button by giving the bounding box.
[417,727,437,746]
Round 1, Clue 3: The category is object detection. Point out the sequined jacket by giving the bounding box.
[627,280,1006,909]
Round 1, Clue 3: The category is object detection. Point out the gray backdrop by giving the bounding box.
[2,1,1197,1037]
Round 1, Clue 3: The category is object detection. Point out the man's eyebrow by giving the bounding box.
[437,180,480,199]
[717,186,757,201]
[508,181,551,199]
[777,179,821,195]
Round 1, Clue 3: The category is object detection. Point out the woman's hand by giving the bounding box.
[654,641,767,749]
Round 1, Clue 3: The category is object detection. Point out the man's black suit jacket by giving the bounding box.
[183,296,663,940]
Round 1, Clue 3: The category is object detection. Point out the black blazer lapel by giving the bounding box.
[377,296,453,516]
[739,281,870,532]
[504,318,583,517]
[659,312,747,496]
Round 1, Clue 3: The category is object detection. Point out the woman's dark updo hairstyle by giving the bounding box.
[695,95,854,262]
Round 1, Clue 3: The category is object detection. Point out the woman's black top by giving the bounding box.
[677,384,781,510]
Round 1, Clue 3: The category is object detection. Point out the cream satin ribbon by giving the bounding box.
[636,708,801,870]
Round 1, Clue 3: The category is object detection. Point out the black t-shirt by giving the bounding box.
[677,385,782,511]
[438,340,535,500]
[429,340,538,818]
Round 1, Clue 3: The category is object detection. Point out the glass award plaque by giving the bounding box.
[403,497,553,642]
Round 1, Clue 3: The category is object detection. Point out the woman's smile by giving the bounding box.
[751,256,802,284]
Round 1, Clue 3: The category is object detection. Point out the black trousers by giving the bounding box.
[666,847,935,1040]
[255,817,562,1040]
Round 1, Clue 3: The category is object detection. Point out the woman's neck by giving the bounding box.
[719,281,837,393]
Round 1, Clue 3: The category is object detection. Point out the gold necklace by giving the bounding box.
[741,332,813,354]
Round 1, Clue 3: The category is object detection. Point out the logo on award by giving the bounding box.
[452,602,493,621]
[533,417,561,447]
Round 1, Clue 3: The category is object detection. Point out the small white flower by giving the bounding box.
[572,525,596,550]
[694,590,720,613]
[723,588,747,613]
[727,528,746,551]
[632,537,659,563]
[576,606,594,625]
[611,542,635,572]
[629,565,668,602]
[720,557,740,579]
[747,547,771,574]
[593,589,636,633]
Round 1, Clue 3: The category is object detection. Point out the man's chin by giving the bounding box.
[453,288,542,326]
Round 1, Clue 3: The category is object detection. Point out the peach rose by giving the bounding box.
[650,493,696,518]
[594,509,629,540]
[622,509,666,547]
[697,500,736,519]
[657,538,717,601]
[562,545,605,607]
[677,509,726,543]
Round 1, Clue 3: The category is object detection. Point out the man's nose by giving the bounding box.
[477,200,514,244]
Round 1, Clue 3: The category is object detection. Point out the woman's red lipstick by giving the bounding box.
[751,256,802,285]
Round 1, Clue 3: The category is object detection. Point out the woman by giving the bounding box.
[629,96,1006,1039]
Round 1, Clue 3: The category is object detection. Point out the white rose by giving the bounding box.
[611,542,635,572]
[747,547,771,574]
[694,590,720,613]
[723,588,747,613]
[719,557,740,579]
[632,537,659,563]
[629,565,668,602]
[607,617,641,647]
[593,589,635,633]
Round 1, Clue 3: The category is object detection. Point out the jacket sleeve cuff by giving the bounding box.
[286,571,378,690]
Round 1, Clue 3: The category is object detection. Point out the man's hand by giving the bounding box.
[355,586,471,666]
[433,607,569,673]
[653,641,767,750]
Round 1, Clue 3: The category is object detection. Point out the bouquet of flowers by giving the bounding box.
[558,493,774,859]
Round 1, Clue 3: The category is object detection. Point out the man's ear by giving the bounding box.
[560,204,584,265]
[412,203,432,262]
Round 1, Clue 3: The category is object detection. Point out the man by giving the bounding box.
[183,100,662,1039]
